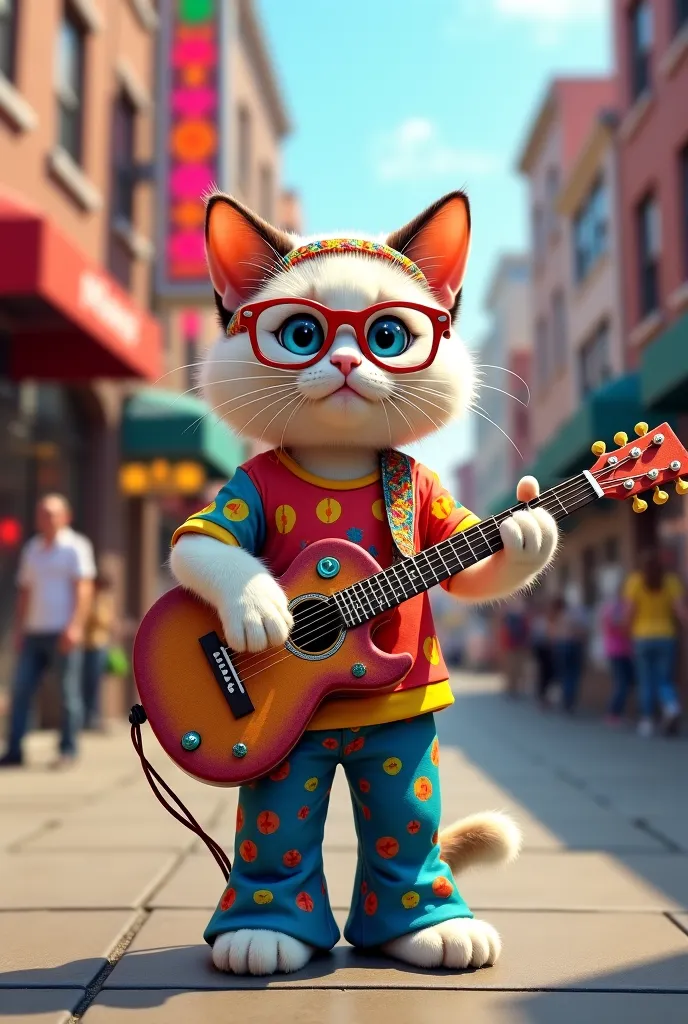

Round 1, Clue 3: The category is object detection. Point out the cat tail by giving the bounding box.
[439,811,523,875]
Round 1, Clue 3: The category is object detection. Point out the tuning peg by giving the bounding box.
[653,486,669,505]
[632,495,648,513]
[676,478,688,496]
[591,440,606,456]
[614,431,629,446]
[634,422,649,437]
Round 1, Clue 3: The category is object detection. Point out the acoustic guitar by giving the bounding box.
[133,422,688,787]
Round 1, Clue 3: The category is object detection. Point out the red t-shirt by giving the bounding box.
[173,449,479,729]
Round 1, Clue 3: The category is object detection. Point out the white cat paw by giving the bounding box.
[499,501,557,577]
[212,929,315,975]
[219,573,293,653]
[382,918,501,970]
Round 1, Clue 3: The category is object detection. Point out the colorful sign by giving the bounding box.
[120,460,207,496]
[156,0,224,297]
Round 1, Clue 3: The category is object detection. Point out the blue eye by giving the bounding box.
[277,314,325,356]
[366,316,411,358]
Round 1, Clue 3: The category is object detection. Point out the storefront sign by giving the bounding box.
[78,271,141,348]
[120,460,206,496]
[156,0,225,297]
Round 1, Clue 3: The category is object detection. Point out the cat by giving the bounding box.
[169,190,558,977]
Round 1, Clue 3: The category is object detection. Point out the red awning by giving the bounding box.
[0,189,162,381]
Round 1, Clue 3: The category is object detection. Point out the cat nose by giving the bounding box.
[330,351,362,376]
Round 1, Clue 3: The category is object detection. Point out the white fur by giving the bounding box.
[170,219,556,978]
[383,918,501,969]
[212,930,314,976]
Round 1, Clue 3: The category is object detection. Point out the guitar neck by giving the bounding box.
[332,470,603,629]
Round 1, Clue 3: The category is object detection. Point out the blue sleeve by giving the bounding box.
[171,467,265,555]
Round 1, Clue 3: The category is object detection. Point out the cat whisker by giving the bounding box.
[394,384,453,414]
[478,384,528,407]
[475,364,531,405]
[393,392,444,434]
[238,387,303,434]
[470,404,523,459]
[381,397,393,449]
[211,383,300,420]
[172,374,299,401]
[278,395,308,452]
[383,396,421,447]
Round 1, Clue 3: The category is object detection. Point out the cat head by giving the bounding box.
[200,191,475,450]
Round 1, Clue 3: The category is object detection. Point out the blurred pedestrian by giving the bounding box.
[598,567,634,726]
[0,495,95,769]
[625,549,687,738]
[499,596,530,697]
[530,594,555,709]
[550,583,588,713]
[81,573,116,731]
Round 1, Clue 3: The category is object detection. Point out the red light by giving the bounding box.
[0,518,22,547]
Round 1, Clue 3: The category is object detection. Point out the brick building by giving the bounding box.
[0,0,161,689]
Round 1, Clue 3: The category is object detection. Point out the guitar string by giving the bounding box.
[229,472,611,681]
[228,472,598,676]
[227,452,656,673]
[231,475,605,685]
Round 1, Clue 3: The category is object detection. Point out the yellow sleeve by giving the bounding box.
[667,574,684,600]
[623,574,639,602]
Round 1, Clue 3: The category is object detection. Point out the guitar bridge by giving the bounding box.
[198,632,255,719]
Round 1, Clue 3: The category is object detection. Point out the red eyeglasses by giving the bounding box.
[225,297,452,373]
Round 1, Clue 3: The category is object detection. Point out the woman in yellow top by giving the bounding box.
[624,550,687,738]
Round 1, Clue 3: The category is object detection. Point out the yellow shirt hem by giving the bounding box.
[306,679,454,731]
[171,519,240,547]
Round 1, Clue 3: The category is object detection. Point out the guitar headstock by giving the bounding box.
[589,421,688,513]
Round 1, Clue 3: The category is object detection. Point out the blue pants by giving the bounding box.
[82,647,108,729]
[205,714,472,950]
[5,634,83,759]
[553,640,584,711]
[607,655,635,717]
[634,638,680,718]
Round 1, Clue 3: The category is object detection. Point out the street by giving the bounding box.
[1,671,687,1023]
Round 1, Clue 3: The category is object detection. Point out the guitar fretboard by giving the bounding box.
[331,471,601,629]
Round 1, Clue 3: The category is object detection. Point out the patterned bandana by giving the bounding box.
[281,238,427,285]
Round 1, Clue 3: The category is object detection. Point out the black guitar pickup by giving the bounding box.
[198,632,255,719]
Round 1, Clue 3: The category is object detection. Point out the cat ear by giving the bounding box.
[386,191,471,310]
[205,193,295,314]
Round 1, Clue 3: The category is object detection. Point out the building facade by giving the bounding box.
[473,254,532,517]
[614,0,688,575]
[0,0,161,690]
[117,0,299,609]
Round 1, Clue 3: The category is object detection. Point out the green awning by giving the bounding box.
[640,310,688,412]
[527,374,646,488]
[122,387,245,479]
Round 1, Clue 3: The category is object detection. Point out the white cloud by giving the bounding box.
[492,0,607,45]
[373,118,500,183]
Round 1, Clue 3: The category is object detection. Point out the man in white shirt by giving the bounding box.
[0,494,96,768]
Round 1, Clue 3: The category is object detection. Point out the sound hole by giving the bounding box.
[291,598,342,654]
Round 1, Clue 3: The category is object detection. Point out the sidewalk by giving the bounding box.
[1,673,687,1023]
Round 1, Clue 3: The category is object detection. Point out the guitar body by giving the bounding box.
[133,539,413,787]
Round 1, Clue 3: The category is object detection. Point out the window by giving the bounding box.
[259,164,273,223]
[551,290,567,374]
[676,0,688,33]
[112,91,136,223]
[573,178,609,283]
[535,316,549,390]
[545,166,560,238]
[681,143,688,279]
[578,321,611,398]
[56,6,86,163]
[628,1,652,100]
[238,105,251,194]
[532,205,545,263]
[636,192,661,317]
[0,0,17,80]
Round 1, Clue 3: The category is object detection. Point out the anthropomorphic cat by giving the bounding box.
[169,191,558,977]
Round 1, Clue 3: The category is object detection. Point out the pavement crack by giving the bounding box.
[65,908,149,1022]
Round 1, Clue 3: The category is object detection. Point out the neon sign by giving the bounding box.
[157,0,222,295]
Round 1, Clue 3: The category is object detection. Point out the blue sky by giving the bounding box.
[257,0,612,499]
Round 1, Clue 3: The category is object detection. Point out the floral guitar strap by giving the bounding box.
[380,449,416,561]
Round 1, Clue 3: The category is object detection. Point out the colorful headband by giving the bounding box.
[281,238,428,284]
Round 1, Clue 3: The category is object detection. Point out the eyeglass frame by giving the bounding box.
[225,297,453,373]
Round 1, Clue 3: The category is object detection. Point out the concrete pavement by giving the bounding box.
[1,672,687,1022]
